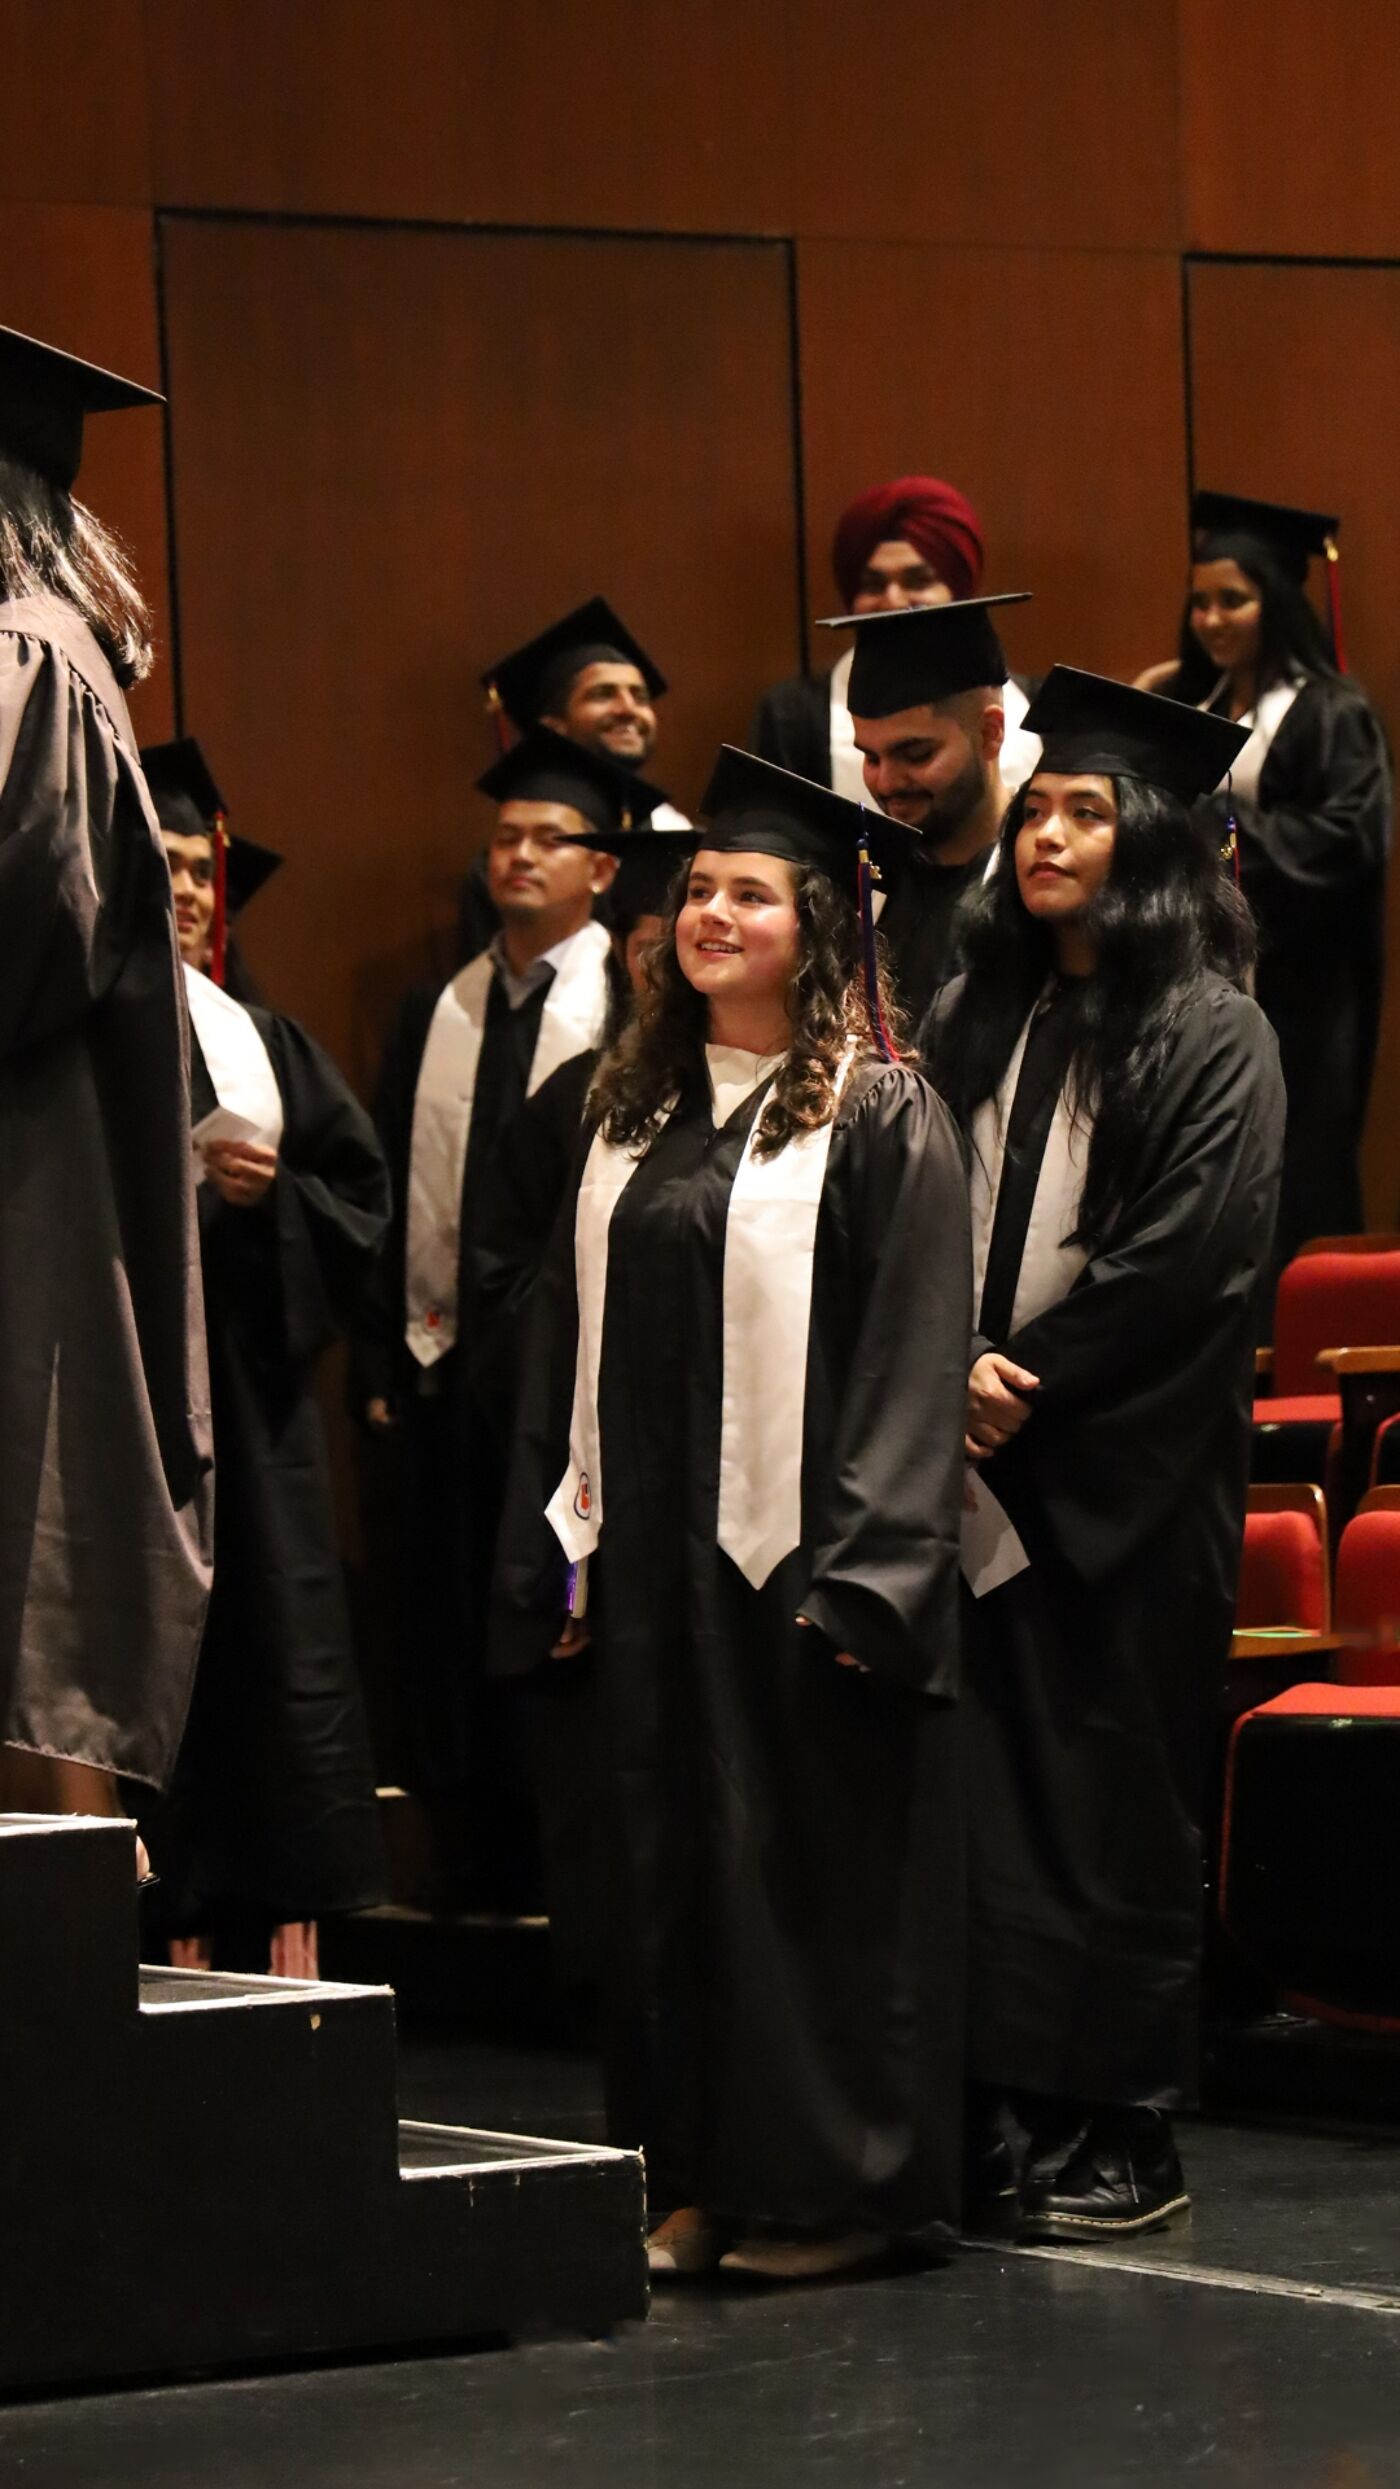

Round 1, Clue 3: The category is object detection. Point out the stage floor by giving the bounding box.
[5,2039,1400,2485]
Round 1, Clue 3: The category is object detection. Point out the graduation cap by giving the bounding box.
[698,746,909,1059]
[560,822,697,924]
[1191,489,1346,667]
[820,594,1031,720]
[141,736,283,985]
[1022,667,1249,803]
[0,324,163,492]
[476,724,668,838]
[481,599,669,738]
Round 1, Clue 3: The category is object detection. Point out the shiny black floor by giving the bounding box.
[5,2038,1400,2486]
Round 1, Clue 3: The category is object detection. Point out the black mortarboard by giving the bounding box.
[482,598,668,735]
[1191,491,1340,585]
[560,822,696,923]
[1022,667,1249,802]
[476,724,667,837]
[696,746,906,895]
[822,594,1031,720]
[0,324,163,491]
[140,737,282,912]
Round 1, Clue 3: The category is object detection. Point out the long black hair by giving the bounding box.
[928,775,1255,1246]
[592,860,907,1160]
[0,453,154,686]
[1166,530,1340,707]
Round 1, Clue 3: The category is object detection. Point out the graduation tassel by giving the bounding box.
[209,809,230,988]
[485,680,510,755]
[1323,535,1348,673]
[857,814,899,1065]
[1221,770,1241,887]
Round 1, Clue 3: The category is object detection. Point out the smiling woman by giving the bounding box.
[493,745,971,2283]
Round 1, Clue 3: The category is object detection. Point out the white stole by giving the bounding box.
[404,919,611,1366]
[1205,676,1301,807]
[828,646,867,803]
[961,1008,1094,1598]
[968,1008,1093,1338]
[182,964,284,1171]
[546,1054,851,1591]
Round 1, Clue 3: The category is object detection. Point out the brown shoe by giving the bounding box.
[718,2229,888,2281]
[647,2207,726,2276]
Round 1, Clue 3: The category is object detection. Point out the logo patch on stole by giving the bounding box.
[574,1475,592,1520]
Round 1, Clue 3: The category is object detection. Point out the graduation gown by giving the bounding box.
[494,1058,969,2234]
[1203,675,1391,1262]
[354,947,605,1797]
[145,1003,389,1923]
[878,845,989,1025]
[0,593,212,1789]
[958,977,1285,2107]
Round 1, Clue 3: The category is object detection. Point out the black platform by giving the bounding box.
[0,1815,646,2392]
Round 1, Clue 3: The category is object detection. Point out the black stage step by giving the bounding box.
[0,1815,647,2394]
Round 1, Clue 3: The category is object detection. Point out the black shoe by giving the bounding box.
[1015,2096,1092,2196]
[1019,2109,1189,2242]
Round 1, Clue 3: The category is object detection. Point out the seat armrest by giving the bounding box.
[1316,1347,1400,1375]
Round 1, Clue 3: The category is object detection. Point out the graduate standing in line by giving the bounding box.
[355,730,658,1899]
[494,749,970,2281]
[927,671,1284,2239]
[462,600,689,958]
[1137,492,1391,1268]
[0,328,212,1854]
[751,475,1039,800]
[828,594,1032,1021]
[138,740,388,1975]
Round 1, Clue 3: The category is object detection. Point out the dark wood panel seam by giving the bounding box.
[155,202,791,253]
[1188,249,1400,273]
[1180,254,1197,529]
[151,211,186,731]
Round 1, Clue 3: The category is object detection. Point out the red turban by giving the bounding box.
[831,475,985,609]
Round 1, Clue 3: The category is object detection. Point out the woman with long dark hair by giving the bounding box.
[494,749,970,2281]
[927,669,1285,2241]
[1139,492,1391,1265]
[0,327,212,1856]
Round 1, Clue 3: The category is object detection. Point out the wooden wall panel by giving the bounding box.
[0,203,173,741]
[145,0,793,234]
[3,2,151,207]
[1181,0,1400,254]
[159,216,798,1089]
[791,0,1180,251]
[1189,260,1400,1223]
[797,242,1188,688]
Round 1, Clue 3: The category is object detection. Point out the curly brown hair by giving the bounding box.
[589,860,908,1159]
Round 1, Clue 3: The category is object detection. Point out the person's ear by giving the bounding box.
[539,709,569,734]
[591,853,620,896]
[982,696,1007,762]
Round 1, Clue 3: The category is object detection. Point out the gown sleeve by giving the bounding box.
[263,1014,392,1362]
[486,1135,590,1678]
[990,987,1285,1581]
[347,982,435,1408]
[1209,680,1393,896]
[796,1067,972,1695]
[0,632,152,1055]
[203,1013,391,1373]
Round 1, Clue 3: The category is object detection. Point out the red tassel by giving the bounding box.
[485,681,510,755]
[210,812,229,987]
[1324,537,1347,673]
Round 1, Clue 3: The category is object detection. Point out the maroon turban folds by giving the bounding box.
[830,476,985,609]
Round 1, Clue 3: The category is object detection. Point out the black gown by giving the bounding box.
[354,969,592,1825]
[956,977,1285,2108]
[144,1008,389,1928]
[0,594,212,1788]
[494,1059,970,2234]
[877,846,988,1025]
[1202,675,1391,1265]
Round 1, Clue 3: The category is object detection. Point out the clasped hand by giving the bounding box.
[965,1350,1039,1462]
[204,1138,279,1207]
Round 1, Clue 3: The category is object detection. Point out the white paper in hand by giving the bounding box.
[192,1106,263,1153]
[960,1468,1030,1599]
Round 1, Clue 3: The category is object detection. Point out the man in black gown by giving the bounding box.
[827,595,1032,1023]
[355,729,661,1899]
[461,599,688,957]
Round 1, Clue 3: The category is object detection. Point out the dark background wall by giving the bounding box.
[12,0,1400,1214]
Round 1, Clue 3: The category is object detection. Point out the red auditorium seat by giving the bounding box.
[1333,1491,1400,1685]
[1253,1244,1400,1496]
[1235,1487,1329,1634]
[1220,1681,1400,2030]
